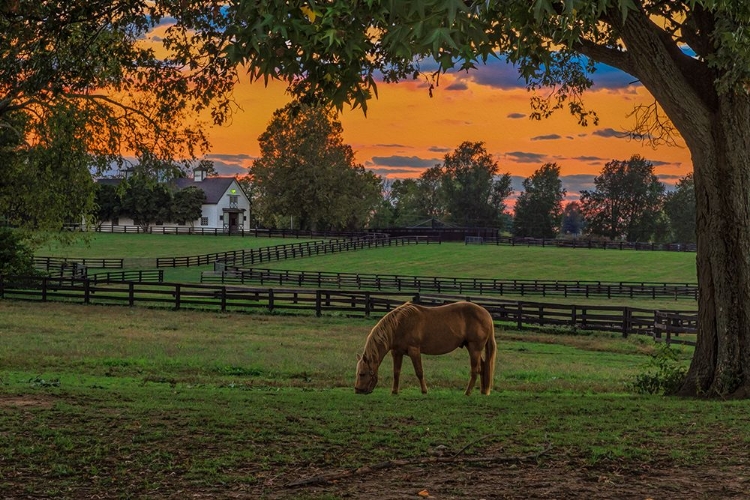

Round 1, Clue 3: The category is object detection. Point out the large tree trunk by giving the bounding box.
[597,7,750,397]
[677,92,750,397]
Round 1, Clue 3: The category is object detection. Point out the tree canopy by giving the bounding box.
[513,163,566,238]
[250,102,382,231]
[579,155,665,241]
[1,1,238,237]
[440,142,512,227]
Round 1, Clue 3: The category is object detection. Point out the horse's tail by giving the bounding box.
[481,326,497,395]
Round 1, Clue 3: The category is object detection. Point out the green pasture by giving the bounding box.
[38,232,316,259]
[39,234,697,284]
[1,300,747,498]
[35,233,699,309]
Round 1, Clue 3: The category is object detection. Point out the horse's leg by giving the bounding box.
[465,345,482,396]
[391,351,404,395]
[407,347,428,394]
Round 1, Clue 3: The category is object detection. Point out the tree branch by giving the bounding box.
[574,39,637,79]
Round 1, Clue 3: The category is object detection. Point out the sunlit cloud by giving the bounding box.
[531,134,565,141]
[505,151,548,164]
[507,112,527,119]
[205,153,254,176]
[446,81,470,91]
[370,155,441,168]
[593,127,626,138]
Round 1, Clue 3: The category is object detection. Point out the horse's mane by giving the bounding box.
[363,302,419,360]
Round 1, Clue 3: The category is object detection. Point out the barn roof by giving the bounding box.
[173,177,235,204]
[96,176,241,205]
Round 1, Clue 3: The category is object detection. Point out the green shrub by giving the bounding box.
[0,228,37,276]
[629,343,687,395]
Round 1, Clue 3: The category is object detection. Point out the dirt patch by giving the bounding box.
[0,395,54,409]
[262,460,750,499]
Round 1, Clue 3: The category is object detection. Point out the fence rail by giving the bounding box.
[87,270,164,283]
[0,276,697,345]
[202,268,699,301]
[487,236,697,252]
[34,256,124,271]
[155,235,439,268]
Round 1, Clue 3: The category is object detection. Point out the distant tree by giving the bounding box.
[119,174,172,231]
[94,184,122,228]
[251,102,382,231]
[388,179,421,226]
[171,186,205,226]
[664,173,696,244]
[579,156,665,241]
[387,167,447,227]
[419,166,446,221]
[440,142,512,227]
[513,163,566,238]
[561,201,585,237]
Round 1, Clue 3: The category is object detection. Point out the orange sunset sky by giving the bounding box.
[200,57,693,202]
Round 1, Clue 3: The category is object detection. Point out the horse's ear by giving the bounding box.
[356,353,362,361]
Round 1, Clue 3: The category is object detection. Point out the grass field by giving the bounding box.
[36,233,699,309]
[1,299,748,499]
[39,234,698,283]
[7,234,735,498]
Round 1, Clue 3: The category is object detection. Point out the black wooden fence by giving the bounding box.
[202,268,699,301]
[155,235,438,268]
[0,276,697,345]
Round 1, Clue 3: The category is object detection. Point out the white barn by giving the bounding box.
[97,168,251,233]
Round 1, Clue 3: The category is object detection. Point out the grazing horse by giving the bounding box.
[354,301,496,395]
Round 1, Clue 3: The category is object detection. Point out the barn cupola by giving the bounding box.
[193,165,208,182]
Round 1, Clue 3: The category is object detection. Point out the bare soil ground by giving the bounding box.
[229,460,750,499]
[3,396,750,499]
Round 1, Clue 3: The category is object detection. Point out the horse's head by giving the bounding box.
[354,354,378,394]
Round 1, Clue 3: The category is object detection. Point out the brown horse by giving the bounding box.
[354,301,496,395]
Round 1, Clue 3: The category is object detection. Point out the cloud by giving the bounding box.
[428,146,452,153]
[649,159,675,167]
[507,112,526,119]
[204,153,254,176]
[450,57,526,90]
[373,143,409,148]
[446,81,469,91]
[504,151,548,163]
[592,128,625,138]
[370,155,441,168]
[530,134,564,141]
[569,155,607,164]
[368,167,427,177]
[561,174,597,196]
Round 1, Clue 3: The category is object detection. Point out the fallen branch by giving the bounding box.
[285,440,552,488]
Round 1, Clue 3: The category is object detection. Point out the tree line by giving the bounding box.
[86,101,697,245]
[238,103,695,244]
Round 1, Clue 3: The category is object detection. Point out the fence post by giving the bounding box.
[220,286,227,312]
[364,291,371,317]
[315,290,322,317]
[653,311,661,340]
[268,288,274,313]
[129,282,135,306]
[84,279,90,305]
[622,308,630,338]
[175,284,181,310]
[517,302,523,330]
